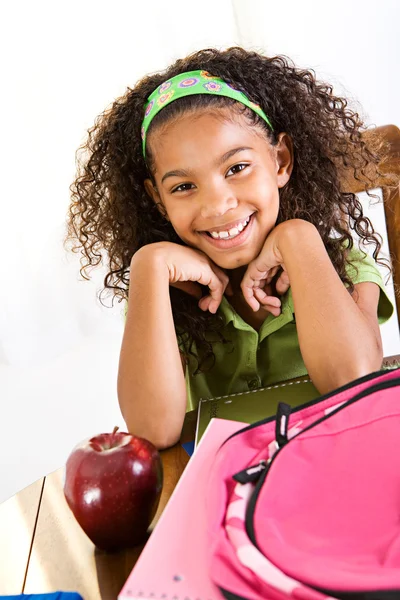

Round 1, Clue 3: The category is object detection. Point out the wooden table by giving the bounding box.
[2,359,399,598]
[0,411,197,600]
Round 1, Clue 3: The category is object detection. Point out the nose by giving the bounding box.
[199,180,238,219]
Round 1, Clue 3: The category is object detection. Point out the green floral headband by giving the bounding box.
[141,69,273,156]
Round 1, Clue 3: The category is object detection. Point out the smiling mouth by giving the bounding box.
[199,213,255,249]
[204,215,252,240]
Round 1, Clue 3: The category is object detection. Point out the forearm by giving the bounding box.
[278,221,383,393]
[117,249,187,449]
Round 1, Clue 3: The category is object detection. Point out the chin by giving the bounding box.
[211,252,254,270]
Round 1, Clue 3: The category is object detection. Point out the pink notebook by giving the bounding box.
[119,417,246,600]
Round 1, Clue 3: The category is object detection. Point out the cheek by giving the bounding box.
[258,177,281,208]
[245,168,278,198]
[165,203,194,232]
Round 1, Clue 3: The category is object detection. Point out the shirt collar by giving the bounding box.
[219,290,295,340]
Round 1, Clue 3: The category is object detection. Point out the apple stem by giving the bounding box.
[112,426,119,435]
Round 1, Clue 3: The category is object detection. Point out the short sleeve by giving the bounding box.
[345,247,394,325]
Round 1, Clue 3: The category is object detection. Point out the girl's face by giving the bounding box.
[145,108,293,270]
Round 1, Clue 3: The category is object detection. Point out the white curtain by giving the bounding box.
[1,0,399,503]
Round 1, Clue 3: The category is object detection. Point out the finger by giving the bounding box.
[241,283,260,312]
[258,280,279,300]
[211,264,231,295]
[198,295,212,312]
[254,288,282,307]
[193,273,222,313]
[267,306,281,317]
[200,265,231,313]
[241,267,271,294]
[265,266,280,285]
[267,305,281,317]
[254,289,282,317]
[260,281,275,297]
[241,275,266,312]
[275,270,290,295]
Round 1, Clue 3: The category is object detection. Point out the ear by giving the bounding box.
[275,133,294,188]
[144,178,169,220]
[144,178,160,203]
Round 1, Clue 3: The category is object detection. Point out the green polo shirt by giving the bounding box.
[183,248,394,410]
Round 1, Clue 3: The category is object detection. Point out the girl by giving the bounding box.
[67,47,394,449]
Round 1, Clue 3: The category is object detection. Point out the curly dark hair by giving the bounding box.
[66,46,394,373]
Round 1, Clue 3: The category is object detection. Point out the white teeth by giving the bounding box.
[207,215,251,240]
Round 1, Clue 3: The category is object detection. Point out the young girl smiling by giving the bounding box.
[67,48,394,447]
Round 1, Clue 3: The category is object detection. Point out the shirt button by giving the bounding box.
[248,378,260,390]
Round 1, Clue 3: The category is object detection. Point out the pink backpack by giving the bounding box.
[207,367,400,600]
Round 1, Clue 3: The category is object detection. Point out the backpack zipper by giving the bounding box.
[233,400,293,484]
[233,460,268,484]
[221,367,399,448]
[244,375,400,547]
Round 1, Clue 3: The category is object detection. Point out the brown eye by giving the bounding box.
[171,183,195,193]
[226,163,248,176]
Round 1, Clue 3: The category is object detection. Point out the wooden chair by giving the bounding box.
[343,124,400,329]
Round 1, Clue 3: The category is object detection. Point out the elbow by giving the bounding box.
[345,354,383,386]
[315,349,384,395]
[119,399,182,449]
[146,434,180,451]
[125,419,180,450]
[118,385,185,450]
[348,326,384,380]
[351,339,383,380]
[120,402,181,450]
[357,336,383,377]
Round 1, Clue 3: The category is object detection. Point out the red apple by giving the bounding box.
[64,426,163,552]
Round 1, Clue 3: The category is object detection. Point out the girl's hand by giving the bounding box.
[132,242,231,314]
[241,225,291,313]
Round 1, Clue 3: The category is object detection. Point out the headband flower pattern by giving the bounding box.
[157,90,175,107]
[179,77,200,88]
[159,81,172,93]
[141,69,273,155]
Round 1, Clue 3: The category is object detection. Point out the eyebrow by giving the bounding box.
[160,146,253,184]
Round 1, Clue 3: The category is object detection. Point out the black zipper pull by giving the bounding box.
[275,402,291,448]
[233,460,267,484]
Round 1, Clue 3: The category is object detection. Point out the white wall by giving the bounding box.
[233,0,400,353]
[1,0,399,503]
[0,0,239,504]
[233,0,399,126]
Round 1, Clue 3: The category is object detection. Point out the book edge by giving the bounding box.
[118,418,240,599]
